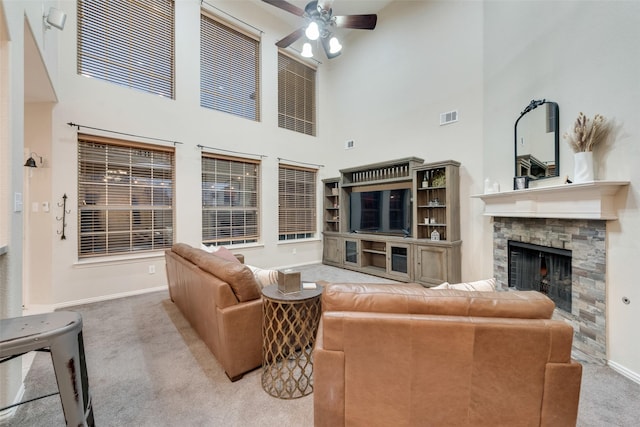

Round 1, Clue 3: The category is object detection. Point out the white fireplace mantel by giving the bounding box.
[472,181,629,220]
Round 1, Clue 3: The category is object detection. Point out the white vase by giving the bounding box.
[574,151,594,183]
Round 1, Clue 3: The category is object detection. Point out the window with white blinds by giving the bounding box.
[278,165,317,240]
[278,53,316,136]
[202,154,260,246]
[200,12,260,121]
[77,0,175,98]
[77,135,175,258]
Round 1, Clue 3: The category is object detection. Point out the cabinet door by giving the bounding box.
[344,239,359,266]
[323,236,342,265]
[414,245,449,285]
[387,243,411,281]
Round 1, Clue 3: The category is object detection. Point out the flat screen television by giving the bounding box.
[349,188,412,237]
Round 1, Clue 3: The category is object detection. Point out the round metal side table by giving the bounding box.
[261,284,323,399]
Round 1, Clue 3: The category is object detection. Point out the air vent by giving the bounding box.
[345,140,355,150]
[440,110,458,126]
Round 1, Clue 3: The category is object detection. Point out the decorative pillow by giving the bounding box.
[201,243,218,253]
[443,278,497,292]
[210,246,240,264]
[431,282,450,289]
[245,265,279,288]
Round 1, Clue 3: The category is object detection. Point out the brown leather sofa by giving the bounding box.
[165,243,263,381]
[313,283,582,427]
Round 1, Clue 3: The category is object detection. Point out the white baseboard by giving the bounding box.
[0,383,24,422]
[273,260,322,270]
[53,285,168,310]
[22,286,169,313]
[608,360,640,385]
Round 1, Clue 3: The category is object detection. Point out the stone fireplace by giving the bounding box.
[474,181,629,366]
[494,217,606,364]
[508,241,572,312]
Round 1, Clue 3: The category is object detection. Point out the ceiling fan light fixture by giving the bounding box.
[305,21,320,40]
[301,42,314,58]
[329,36,342,54]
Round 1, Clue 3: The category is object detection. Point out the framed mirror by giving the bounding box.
[514,99,559,187]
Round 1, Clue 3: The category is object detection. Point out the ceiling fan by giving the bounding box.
[262,0,378,59]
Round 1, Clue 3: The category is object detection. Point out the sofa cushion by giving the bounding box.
[173,243,260,302]
[194,251,260,302]
[321,283,555,319]
[172,243,199,263]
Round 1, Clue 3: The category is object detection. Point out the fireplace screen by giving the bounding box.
[508,241,572,312]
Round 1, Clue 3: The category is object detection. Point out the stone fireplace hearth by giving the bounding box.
[474,181,629,365]
[494,217,606,364]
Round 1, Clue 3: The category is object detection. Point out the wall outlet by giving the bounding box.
[292,248,297,255]
[148,265,156,274]
[345,140,355,150]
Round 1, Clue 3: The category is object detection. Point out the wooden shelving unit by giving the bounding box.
[413,160,460,242]
[322,158,462,286]
[322,178,340,233]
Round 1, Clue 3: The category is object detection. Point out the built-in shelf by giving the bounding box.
[472,180,630,220]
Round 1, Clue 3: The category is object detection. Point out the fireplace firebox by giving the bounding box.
[508,241,572,312]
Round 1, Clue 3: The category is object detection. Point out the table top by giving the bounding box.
[261,284,323,303]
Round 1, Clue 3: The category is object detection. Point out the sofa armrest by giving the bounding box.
[216,298,263,380]
[313,320,345,427]
[540,362,582,426]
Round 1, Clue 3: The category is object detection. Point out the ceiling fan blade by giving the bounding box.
[321,36,341,59]
[334,14,378,30]
[275,27,305,48]
[262,0,305,17]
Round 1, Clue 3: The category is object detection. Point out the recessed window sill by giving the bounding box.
[73,251,166,267]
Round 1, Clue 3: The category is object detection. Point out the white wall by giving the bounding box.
[482,0,640,378]
[39,0,333,305]
[324,0,487,280]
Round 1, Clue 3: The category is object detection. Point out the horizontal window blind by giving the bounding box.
[77,0,175,98]
[200,13,260,121]
[202,154,260,245]
[78,135,175,257]
[279,165,316,239]
[278,53,316,136]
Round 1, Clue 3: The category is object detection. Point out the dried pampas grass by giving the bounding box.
[564,112,612,153]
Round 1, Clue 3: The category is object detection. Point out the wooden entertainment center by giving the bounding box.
[322,157,461,286]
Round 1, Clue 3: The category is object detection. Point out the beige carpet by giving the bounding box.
[4,264,640,426]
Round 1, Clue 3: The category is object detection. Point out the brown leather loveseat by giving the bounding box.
[165,243,263,381]
[313,283,582,426]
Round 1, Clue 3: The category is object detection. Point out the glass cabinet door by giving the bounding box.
[344,239,358,265]
[390,246,408,274]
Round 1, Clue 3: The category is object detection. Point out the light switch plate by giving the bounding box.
[14,192,23,212]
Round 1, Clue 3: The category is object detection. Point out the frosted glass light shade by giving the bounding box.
[301,42,313,58]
